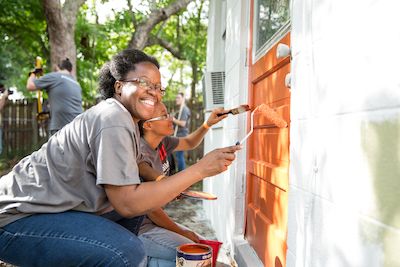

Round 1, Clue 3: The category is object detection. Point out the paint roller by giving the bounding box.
[235,104,287,145]
[257,103,288,128]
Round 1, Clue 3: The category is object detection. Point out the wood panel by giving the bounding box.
[245,30,291,266]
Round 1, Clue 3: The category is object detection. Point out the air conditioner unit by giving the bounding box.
[202,71,225,110]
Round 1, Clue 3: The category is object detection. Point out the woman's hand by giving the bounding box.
[195,145,242,177]
[181,229,200,243]
[205,108,228,127]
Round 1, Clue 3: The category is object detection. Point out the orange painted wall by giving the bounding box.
[245,33,291,266]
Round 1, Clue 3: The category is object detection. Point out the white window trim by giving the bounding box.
[253,20,292,64]
[253,11,291,63]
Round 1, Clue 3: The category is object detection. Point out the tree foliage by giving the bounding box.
[0,0,208,103]
[0,0,48,96]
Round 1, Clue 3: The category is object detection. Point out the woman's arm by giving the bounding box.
[172,117,186,127]
[174,108,228,151]
[26,73,38,91]
[138,161,162,181]
[104,145,240,218]
[147,208,199,242]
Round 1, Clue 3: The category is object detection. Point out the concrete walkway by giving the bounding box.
[165,197,217,239]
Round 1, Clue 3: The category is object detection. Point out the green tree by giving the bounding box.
[0,0,208,104]
[0,0,48,94]
[75,0,207,102]
[128,0,208,101]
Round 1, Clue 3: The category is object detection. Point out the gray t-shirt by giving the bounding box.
[175,105,190,137]
[140,136,179,175]
[0,98,142,227]
[139,136,179,234]
[34,72,83,131]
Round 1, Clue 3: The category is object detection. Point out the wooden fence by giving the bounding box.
[1,100,47,159]
[0,99,205,167]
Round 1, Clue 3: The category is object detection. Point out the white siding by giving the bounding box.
[288,0,400,265]
[206,0,400,266]
[203,0,253,263]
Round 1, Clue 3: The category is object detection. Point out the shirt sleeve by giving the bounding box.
[139,147,153,166]
[180,107,190,122]
[163,136,179,154]
[137,151,146,164]
[33,73,58,91]
[93,127,141,186]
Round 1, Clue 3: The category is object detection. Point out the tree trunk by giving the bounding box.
[190,60,198,100]
[42,0,85,77]
[189,0,204,100]
[128,0,194,49]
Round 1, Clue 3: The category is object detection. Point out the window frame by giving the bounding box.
[253,0,291,62]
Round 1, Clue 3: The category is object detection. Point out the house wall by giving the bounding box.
[204,0,262,265]
[288,0,400,266]
[206,0,400,266]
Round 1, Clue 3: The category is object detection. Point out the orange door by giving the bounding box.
[245,3,291,266]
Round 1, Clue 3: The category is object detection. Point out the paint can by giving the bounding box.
[176,244,212,267]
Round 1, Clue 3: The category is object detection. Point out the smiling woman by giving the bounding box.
[0,48,241,266]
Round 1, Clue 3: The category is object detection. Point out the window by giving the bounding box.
[254,0,290,58]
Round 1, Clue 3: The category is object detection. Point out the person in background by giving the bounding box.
[0,86,9,155]
[0,48,240,266]
[26,58,83,135]
[172,92,191,171]
[137,102,227,267]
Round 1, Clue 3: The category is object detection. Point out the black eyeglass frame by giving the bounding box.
[120,78,166,96]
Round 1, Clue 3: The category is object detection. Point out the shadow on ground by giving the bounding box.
[165,197,217,239]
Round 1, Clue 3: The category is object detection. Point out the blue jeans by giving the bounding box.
[139,225,193,267]
[0,211,146,267]
[174,151,186,171]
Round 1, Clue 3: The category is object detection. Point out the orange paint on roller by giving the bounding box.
[257,103,287,128]
[236,104,287,145]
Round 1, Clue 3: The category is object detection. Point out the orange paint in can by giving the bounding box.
[176,244,212,267]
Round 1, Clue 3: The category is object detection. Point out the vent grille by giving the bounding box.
[203,71,225,110]
[210,72,225,105]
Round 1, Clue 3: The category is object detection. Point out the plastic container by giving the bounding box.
[199,239,223,267]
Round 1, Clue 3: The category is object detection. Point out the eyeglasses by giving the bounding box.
[145,114,172,122]
[121,78,166,96]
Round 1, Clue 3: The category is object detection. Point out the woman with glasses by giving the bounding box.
[0,49,240,267]
[136,102,227,267]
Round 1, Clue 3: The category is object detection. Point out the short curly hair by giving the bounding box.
[58,58,72,72]
[98,49,160,99]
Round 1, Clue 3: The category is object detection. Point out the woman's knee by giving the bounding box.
[109,235,147,266]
